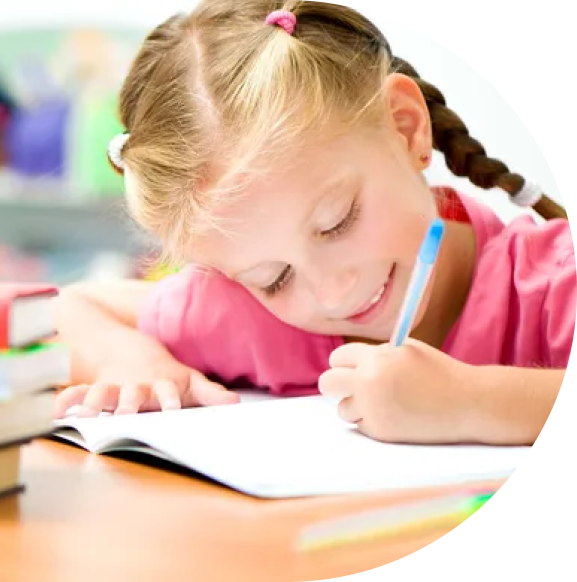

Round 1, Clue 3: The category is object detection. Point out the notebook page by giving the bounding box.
[57,395,531,498]
[53,391,283,452]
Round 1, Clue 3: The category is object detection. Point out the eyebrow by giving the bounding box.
[231,173,354,281]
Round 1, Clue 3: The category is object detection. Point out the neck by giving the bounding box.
[411,219,476,348]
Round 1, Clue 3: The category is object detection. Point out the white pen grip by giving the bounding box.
[389,261,432,347]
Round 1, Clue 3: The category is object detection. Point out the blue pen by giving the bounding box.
[389,218,445,347]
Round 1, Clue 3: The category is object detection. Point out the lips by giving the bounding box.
[349,284,386,318]
[345,265,396,324]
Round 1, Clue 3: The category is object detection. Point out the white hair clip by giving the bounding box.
[511,180,542,207]
[108,133,130,171]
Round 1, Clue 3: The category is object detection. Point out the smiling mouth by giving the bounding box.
[345,265,396,323]
[350,286,385,317]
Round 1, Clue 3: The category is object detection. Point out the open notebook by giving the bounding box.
[52,393,531,499]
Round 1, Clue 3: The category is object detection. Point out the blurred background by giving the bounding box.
[0,2,190,285]
[0,1,563,285]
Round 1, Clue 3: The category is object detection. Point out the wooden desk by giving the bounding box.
[0,441,504,582]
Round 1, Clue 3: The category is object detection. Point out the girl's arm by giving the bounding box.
[54,280,157,384]
[470,367,565,445]
[54,280,236,416]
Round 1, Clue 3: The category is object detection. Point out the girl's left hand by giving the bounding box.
[318,339,477,444]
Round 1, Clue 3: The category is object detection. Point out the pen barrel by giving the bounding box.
[388,219,444,347]
[389,262,432,347]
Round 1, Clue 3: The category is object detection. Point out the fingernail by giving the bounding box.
[221,393,240,405]
[115,405,140,415]
[114,407,130,415]
[164,399,181,410]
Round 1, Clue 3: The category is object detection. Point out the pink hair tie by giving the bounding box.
[265,10,297,35]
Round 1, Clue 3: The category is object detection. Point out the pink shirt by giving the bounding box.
[442,192,575,368]
[138,189,576,394]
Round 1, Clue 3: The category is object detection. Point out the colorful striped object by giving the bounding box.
[296,490,495,552]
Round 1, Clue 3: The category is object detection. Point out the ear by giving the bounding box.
[383,73,432,169]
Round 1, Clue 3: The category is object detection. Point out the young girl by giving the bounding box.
[55,0,575,445]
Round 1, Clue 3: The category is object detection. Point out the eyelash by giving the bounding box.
[262,199,361,297]
[320,198,361,239]
[263,265,293,297]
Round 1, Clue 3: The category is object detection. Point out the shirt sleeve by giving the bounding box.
[137,264,339,394]
[137,265,207,372]
[543,249,576,368]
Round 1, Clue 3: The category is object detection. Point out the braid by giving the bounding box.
[391,57,567,220]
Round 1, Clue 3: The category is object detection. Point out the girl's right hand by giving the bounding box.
[54,351,239,419]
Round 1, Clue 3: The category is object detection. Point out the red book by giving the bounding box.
[0,284,58,349]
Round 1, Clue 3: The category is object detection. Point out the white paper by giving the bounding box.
[53,395,531,498]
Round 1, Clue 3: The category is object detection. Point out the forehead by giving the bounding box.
[191,132,367,271]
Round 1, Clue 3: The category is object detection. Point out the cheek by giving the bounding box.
[258,283,319,333]
[361,187,437,263]
[255,292,314,330]
[355,201,414,261]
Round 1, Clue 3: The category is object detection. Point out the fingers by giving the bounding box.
[77,382,121,417]
[318,367,356,399]
[337,396,362,424]
[329,342,376,368]
[185,370,240,407]
[57,370,238,418]
[151,380,182,412]
[54,385,90,419]
[114,383,152,415]
[59,380,181,418]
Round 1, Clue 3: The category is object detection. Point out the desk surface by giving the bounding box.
[0,441,504,582]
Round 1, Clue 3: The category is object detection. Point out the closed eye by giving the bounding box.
[320,198,361,239]
[261,199,361,298]
[262,265,293,297]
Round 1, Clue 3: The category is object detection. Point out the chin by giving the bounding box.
[349,326,391,344]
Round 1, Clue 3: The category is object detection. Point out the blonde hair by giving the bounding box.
[113,0,566,266]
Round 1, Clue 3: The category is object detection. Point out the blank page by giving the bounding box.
[55,395,530,498]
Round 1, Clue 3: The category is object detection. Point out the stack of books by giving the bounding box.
[0,284,69,498]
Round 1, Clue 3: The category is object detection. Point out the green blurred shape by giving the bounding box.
[69,91,124,196]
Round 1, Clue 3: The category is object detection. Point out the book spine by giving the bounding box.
[0,297,10,350]
[0,384,59,401]
[0,484,26,500]
[0,437,33,451]
[0,285,58,349]
[0,389,57,447]
[0,425,57,451]
[9,330,59,351]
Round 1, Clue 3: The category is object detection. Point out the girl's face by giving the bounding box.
[194,76,439,342]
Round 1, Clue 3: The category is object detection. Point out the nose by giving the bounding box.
[309,269,359,313]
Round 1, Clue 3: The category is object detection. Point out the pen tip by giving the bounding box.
[430,218,445,238]
[419,219,445,264]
